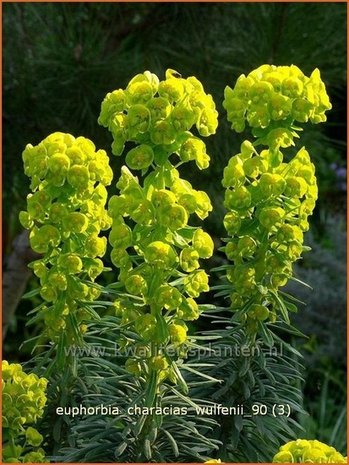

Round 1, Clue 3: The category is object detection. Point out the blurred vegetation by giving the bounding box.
[3,2,346,454]
[288,215,347,455]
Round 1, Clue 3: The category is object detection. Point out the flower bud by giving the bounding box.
[158,78,184,102]
[147,97,172,121]
[180,247,200,272]
[125,274,148,296]
[284,176,308,198]
[26,427,43,447]
[125,144,154,170]
[19,211,34,229]
[63,212,88,234]
[237,236,257,257]
[150,119,176,145]
[194,191,212,219]
[259,207,285,230]
[160,204,188,230]
[149,355,169,371]
[223,211,241,235]
[225,186,251,210]
[184,270,209,297]
[169,321,187,345]
[67,165,90,189]
[144,241,177,268]
[125,358,142,376]
[127,104,151,138]
[156,285,183,310]
[259,173,286,197]
[29,225,61,254]
[171,104,196,132]
[248,304,269,321]
[85,235,107,258]
[98,89,125,128]
[192,229,214,259]
[134,314,157,342]
[58,254,83,274]
[222,156,245,188]
[109,222,132,249]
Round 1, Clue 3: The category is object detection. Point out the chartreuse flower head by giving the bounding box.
[98,68,218,170]
[222,65,330,334]
[2,361,47,463]
[273,439,346,463]
[19,132,112,342]
[223,64,331,137]
[101,70,217,386]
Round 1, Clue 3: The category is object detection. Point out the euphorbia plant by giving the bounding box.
[93,69,219,452]
[98,69,217,389]
[19,133,113,364]
[177,65,333,463]
[10,64,338,464]
[221,64,331,339]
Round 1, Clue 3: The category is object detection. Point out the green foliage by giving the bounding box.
[50,343,222,462]
[188,323,306,463]
[287,218,347,457]
[298,369,347,456]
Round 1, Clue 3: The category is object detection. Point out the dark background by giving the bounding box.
[2,2,347,454]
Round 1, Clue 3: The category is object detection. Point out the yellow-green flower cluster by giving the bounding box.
[223,142,317,327]
[223,64,331,134]
[101,70,217,380]
[109,165,213,350]
[98,69,218,170]
[273,439,347,463]
[222,65,330,332]
[2,361,47,463]
[19,132,113,340]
